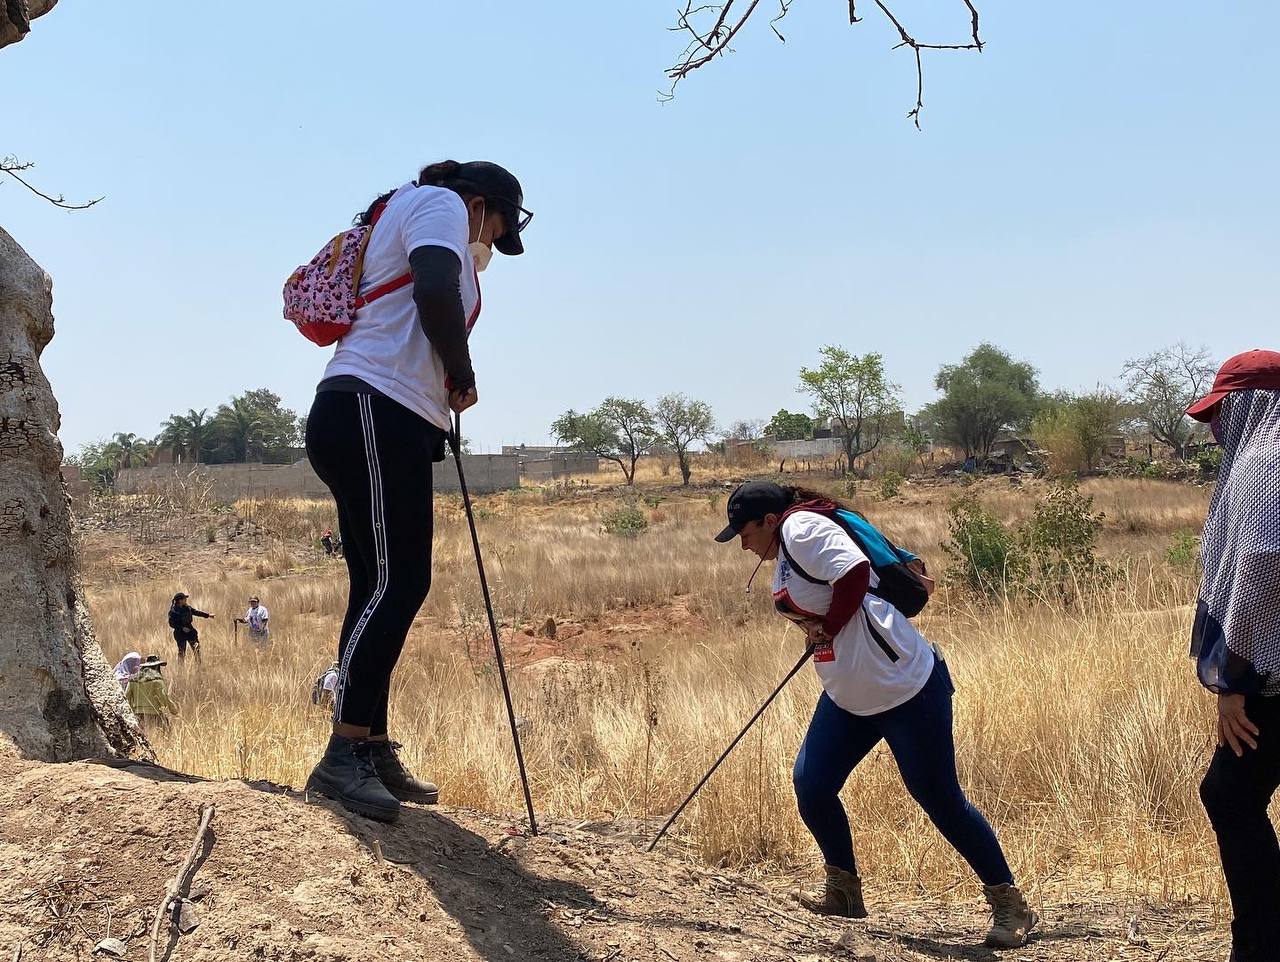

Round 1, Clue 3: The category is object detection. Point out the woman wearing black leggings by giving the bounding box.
[304,159,531,822]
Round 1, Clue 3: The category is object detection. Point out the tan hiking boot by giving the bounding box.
[796,865,868,918]
[982,883,1037,947]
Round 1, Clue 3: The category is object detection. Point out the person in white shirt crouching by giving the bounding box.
[715,480,1036,949]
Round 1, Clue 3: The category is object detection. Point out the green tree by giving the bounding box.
[158,408,213,463]
[1121,343,1216,459]
[767,409,812,441]
[209,390,301,464]
[654,393,716,486]
[67,439,123,490]
[922,343,1039,459]
[553,398,656,485]
[552,409,629,481]
[901,421,931,471]
[798,347,900,472]
[109,432,153,469]
[596,397,657,483]
[1033,389,1127,473]
[212,396,266,463]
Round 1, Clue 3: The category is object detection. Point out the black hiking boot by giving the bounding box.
[305,734,400,823]
[370,740,439,805]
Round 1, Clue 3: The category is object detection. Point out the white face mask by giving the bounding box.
[469,200,492,272]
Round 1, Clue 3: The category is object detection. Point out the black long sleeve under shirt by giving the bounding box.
[318,244,475,401]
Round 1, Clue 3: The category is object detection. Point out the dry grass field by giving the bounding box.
[82,472,1226,914]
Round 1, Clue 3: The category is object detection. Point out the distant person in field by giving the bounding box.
[235,595,270,645]
[321,528,336,557]
[715,481,1036,948]
[112,651,142,691]
[303,159,531,823]
[125,655,176,731]
[168,592,213,660]
[312,661,340,710]
[1185,350,1280,962]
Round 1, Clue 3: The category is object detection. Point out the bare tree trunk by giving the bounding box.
[0,227,148,761]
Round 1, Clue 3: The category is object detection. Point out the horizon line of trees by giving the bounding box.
[69,341,1219,491]
[68,388,305,489]
[551,340,1218,484]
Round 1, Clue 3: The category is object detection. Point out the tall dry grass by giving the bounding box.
[86,477,1228,906]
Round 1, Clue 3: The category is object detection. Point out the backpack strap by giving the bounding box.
[779,539,827,585]
[354,272,413,308]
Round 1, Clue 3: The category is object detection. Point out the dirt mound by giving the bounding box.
[0,756,1224,961]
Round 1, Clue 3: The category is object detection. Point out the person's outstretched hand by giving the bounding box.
[449,387,478,414]
[1218,693,1260,757]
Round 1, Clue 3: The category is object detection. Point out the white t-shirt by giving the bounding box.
[245,605,269,634]
[773,513,935,716]
[322,182,481,431]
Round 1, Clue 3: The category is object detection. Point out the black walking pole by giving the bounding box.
[450,414,539,836]
[649,643,815,852]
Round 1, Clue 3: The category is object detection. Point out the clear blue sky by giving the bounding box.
[4,2,1276,455]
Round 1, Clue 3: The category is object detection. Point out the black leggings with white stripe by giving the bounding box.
[305,390,446,735]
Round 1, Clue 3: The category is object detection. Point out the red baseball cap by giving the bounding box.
[1186,349,1280,422]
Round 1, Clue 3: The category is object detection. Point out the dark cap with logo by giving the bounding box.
[714,481,791,543]
[1186,349,1280,422]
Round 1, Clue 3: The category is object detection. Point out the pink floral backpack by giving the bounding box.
[282,200,410,346]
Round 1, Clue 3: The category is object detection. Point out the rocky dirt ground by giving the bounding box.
[0,756,1227,962]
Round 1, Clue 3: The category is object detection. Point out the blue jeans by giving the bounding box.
[792,657,1014,886]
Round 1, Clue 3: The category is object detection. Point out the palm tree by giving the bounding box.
[214,397,264,463]
[158,408,212,463]
[110,432,154,469]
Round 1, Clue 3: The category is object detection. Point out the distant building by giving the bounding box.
[501,444,575,458]
[811,412,907,440]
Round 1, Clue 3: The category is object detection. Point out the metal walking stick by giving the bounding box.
[648,643,815,852]
[450,414,539,836]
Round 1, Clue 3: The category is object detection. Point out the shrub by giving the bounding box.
[879,471,904,500]
[1018,481,1108,600]
[1166,530,1201,569]
[944,481,1109,602]
[943,493,1021,595]
[1194,446,1223,477]
[602,504,648,538]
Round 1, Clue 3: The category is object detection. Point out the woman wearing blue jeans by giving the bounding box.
[716,481,1036,948]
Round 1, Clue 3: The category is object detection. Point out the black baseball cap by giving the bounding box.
[714,481,790,543]
[453,161,529,256]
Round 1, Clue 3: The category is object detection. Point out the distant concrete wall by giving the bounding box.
[770,438,844,460]
[520,454,600,480]
[116,455,520,501]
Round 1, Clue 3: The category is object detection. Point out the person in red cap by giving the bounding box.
[1186,349,1280,962]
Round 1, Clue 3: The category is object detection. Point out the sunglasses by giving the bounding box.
[487,195,533,235]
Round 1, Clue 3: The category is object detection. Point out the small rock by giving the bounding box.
[175,899,200,934]
[189,882,212,902]
[836,928,877,960]
[94,938,128,957]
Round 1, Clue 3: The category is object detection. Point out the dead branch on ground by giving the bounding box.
[663,1,983,127]
[149,803,215,962]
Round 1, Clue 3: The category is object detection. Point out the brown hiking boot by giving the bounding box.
[982,883,1037,947]
[796,865,868,918]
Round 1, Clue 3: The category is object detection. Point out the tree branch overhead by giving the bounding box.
[663,0,984,126]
